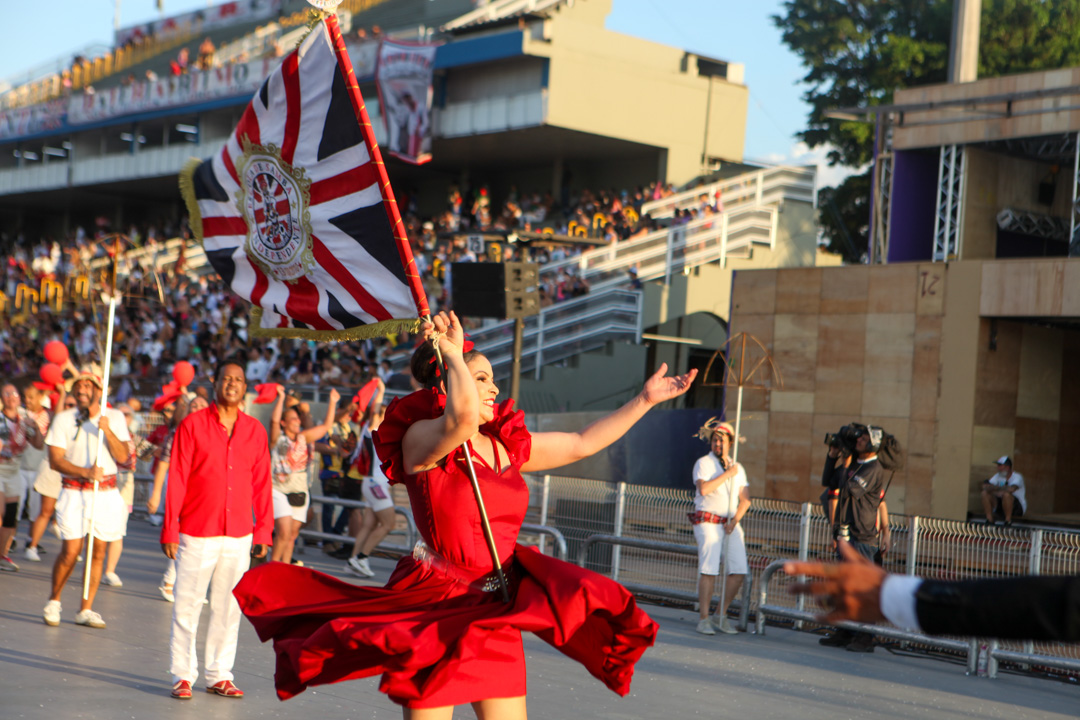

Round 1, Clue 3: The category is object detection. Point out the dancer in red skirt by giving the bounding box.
[235,311,696,718]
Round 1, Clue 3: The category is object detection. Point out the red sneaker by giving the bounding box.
[171,679,193,699]
[206,679,244,698]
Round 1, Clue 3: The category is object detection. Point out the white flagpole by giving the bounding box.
[82,251,120,601]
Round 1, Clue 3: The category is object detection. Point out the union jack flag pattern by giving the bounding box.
[180,14,428,338]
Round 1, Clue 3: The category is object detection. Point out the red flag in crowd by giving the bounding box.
[180,14,429,339]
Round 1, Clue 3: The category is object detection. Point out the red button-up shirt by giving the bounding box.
[162,404,273,545]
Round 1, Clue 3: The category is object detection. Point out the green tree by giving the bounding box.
[774,0,1080,261]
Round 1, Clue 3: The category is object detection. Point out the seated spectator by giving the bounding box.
[981,456,1026,526]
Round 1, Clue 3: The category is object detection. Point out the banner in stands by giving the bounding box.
[67,58,274,125]
[115,0,283,46]
[375,40,438,165]
[0,99,66,141]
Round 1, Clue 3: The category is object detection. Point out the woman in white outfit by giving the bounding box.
[270,386,339,565]
[690,418,751,636]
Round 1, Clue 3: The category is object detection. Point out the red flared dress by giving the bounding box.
[233,389,658,708]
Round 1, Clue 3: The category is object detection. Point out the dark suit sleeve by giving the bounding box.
[916,575,1080,642]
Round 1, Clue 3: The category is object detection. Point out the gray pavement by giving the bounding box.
[1,520,1076,720]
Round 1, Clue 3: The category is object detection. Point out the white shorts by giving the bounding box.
[55,486,126,542]
[0,465,22,501]
[361,475,394,512]
[272,488,309,522]
[33,459,62,500]
[693,521,748,576]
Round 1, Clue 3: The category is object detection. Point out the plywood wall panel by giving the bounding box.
[773,314,819,392]
[911,316,943,421]
[820,265,869,314]
[916,263,947,316]
[973,320,1021,427]
[868,264,918,314]
[765,412,814,499]
[980,261,1065,317]
[731,269,777,316]
[905,454,934,516]
[864,313,915,384]
[775,267,822,314]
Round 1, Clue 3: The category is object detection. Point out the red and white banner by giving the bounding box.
[0,99,66,140]
[68,60,273,125]
[376,40,437,165]
[180,16,429,339]
[115,0,283,47]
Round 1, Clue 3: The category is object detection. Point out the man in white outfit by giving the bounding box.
[42,365,131,628]
[161,361,272,699]
[690,419,751,636]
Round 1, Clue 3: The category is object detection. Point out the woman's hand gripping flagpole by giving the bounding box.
[423,312,510,602]
[83,242,120,601]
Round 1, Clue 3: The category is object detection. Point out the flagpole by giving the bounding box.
[428,320,510,602]
[324,16,507,596]
[83,237,121,601]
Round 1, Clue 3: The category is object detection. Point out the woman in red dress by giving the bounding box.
[234,311,696,718]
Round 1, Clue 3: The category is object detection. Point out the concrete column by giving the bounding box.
[948,0,981,83]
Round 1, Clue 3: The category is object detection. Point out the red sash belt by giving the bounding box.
[688,510,728,525]
[62,476,117,491]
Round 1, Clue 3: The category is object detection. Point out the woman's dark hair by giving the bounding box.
[410,341,483,390]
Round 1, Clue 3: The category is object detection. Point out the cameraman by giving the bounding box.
[819,424,898,653]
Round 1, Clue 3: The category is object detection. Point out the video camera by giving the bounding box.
[823,424,864,456]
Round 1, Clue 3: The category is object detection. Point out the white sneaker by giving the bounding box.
[695,618,716,636]
[0,555,19,571]
[102,572,123,587]
[43,600,61,626]
[74,609,106,629]
[347,556,374,578]
[717,617,738,635]
[23,546,41,562]
[159,585,175,602]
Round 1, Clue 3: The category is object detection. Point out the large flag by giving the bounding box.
[180,14,429,339]
[376,40,437,165]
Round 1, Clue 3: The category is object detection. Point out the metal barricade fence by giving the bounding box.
[527,473,1080,670]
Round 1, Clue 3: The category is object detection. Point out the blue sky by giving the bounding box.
[0,0,841,182]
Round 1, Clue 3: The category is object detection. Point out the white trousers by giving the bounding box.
[169,533,252,685]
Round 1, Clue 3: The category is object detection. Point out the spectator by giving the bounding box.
[981,456,1026,526]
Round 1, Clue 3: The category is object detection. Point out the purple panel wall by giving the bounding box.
[887,149,939,263]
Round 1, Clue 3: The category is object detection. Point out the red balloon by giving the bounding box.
[40,363,64,387]
[43,341,69,365]
[172,361,195,387]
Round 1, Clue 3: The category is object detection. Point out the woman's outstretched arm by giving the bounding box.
[523,363,696,473]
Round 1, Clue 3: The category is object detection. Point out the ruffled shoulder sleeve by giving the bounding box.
[482,398,531,468]
[373,389,445,485]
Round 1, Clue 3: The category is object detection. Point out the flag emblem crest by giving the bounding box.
[237,140,314,283]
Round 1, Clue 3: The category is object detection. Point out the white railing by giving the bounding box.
[641,165,816,220]
[448,288,642,379]
[541,203,777,295]
[441,0,568,30]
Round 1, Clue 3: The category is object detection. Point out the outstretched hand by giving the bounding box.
[784,541,887,625]
[640,363,697,405]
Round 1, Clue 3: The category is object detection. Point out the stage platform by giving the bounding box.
[1,520,1076,720]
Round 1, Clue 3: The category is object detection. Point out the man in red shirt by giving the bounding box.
[162,361,272,700]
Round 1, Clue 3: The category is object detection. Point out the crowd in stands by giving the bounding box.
[0,177,706,396]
